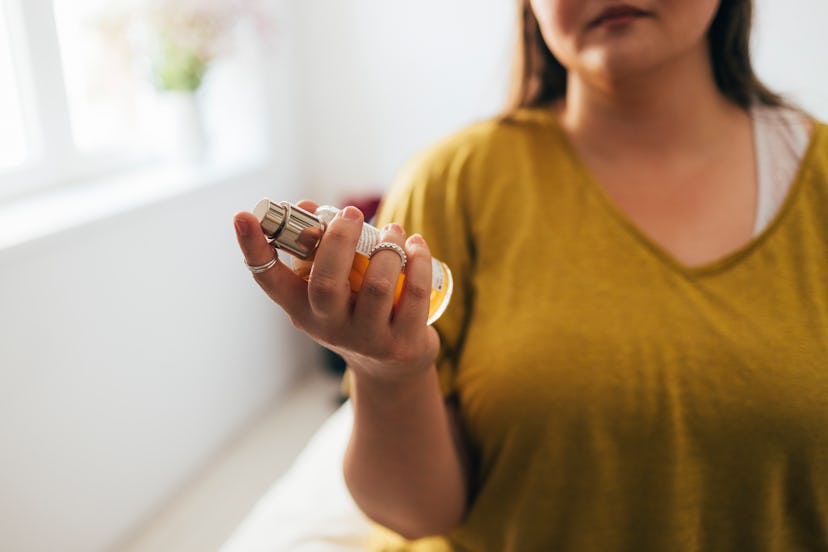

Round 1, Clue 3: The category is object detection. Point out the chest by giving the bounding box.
[590,148,758,268]
[455,185,828,465]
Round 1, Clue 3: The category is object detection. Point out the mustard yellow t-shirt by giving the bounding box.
[369,108,828,551]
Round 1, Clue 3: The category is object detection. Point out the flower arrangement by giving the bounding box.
[96,0,270,93]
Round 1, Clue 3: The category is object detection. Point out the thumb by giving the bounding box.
[233,211,310,317]
[234,211,275,268]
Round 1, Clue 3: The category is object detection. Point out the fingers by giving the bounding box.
[234,211,277,267]
[296,198,319,213]
[307,206,364,319]
[392,234,434,335]
[236,200,439,375]
[291,200,319,279]
[233,211,310,317]
[352,223,407,326]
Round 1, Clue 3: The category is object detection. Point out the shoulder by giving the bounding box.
[806,120,828,162]
[413,107,560,170]
[389,108,563,200]
[795,119,828,182]
[752,103,828,181]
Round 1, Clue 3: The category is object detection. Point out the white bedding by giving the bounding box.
[221,402,372,552]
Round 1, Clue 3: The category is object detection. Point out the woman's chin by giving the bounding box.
[577,47,664,85]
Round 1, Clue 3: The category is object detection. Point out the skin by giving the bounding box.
[532,0,759,266]
[235,0,781,539]
[233,202,467,539]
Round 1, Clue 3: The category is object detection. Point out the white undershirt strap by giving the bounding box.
[751,103,811,236]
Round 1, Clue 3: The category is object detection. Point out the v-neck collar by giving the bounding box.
[537,110,824,279]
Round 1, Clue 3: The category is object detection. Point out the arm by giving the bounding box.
[345,368,468,540]
[233,201,468,539]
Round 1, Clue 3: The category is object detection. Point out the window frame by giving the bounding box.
[0,0,152,202]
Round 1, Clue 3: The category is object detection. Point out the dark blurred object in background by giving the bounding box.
[342,194,382,224]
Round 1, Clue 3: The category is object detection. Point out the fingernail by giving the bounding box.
[341,206,361,220]
[384,223,404,234]
[235,219,249,237]
[409,234,426,246]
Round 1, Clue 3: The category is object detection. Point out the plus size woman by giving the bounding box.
[234,0,828,550]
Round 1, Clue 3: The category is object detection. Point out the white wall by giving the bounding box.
[0,2,315,551]
[291,0,828,207]
[292,0,515,203]
[0,168,316,552]
[1,1,826,551]
[753,0,828,119]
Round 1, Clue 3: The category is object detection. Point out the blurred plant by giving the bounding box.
[94,0,271,93]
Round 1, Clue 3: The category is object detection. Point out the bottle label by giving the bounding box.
[431,258,445,291]
[357,224,445,292]
[314,205,452,323]
[355,224,381,256]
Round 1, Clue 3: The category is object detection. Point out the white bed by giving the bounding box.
[220,402,372,552]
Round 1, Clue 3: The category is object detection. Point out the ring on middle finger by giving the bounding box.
[368,241,407,270]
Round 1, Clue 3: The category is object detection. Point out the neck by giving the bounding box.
[556,44,745,159]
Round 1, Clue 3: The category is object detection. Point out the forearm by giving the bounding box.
[234,204,461,536]
[343,365,468,540]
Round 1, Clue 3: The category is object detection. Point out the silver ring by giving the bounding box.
[368,241,407,270]
[245,254,279,274]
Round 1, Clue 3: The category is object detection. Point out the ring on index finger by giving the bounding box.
[368,241,407,270]
[245,250,279,274]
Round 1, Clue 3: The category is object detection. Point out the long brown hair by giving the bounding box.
[505,0,783,112]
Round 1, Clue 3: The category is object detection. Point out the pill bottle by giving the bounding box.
[253,199,452,325]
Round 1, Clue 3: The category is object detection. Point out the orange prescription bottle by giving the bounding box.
[253,199,453,325]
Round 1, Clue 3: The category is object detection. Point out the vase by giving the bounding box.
[156,90,207,163]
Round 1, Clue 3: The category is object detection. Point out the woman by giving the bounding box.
[234,0,828,549]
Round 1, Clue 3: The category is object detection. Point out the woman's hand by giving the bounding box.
[233,199,441,386]
[236,200,467,537]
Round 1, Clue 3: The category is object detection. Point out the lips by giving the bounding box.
[589,4,651,27]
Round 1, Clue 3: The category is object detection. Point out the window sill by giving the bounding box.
[0,156,270,254]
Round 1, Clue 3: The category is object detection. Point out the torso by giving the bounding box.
[453,113,828,551]
[371,110,828,551]
[558,102,761,267]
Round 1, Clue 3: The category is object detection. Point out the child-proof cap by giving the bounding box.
[253,199,326,259]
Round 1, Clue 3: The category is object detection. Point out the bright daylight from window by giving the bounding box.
[52,0,156,155]
[0,0,268,201]
[0,0,28,170]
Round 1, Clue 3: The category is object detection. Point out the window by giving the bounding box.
[53,0,154,155]
[0,0,272,201]
[0,0,29,171]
